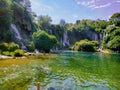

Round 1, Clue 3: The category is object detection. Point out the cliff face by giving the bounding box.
[0,0,37,49]
[48,27,100,49]
[11,0,36,49]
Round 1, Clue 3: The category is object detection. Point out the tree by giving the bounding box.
[93,20,108,33]
[32,30,58,53]
[11,1,24,23]
[110,12,120,26]
[0,0,13,41]
[103,27,120,53]
[38,15,52,32]
[110,12,120,20]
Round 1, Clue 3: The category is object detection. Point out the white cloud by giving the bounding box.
[92,3,111,9]
[30,0,54,13]
[75,0,112,9]
[76,0,97,6]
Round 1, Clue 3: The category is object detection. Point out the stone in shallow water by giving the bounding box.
[48,87,55,90]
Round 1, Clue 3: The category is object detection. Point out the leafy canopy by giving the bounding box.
[32,30,58,53]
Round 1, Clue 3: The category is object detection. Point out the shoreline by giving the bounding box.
[0,50,118,59]
[0,55,12,59]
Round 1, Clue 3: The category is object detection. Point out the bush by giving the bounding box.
[14,49,24,57]
[2,51,10,56]
[9,42,19,52]
[0,42,25,56]
[0,42,9,51]
[78,43,95,52]
[73,40,98,52]
[0,42,19,52]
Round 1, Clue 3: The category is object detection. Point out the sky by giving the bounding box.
[30,0,120,24]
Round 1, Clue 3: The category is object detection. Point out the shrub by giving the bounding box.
[9,42,19,52]
[14,49,24,57]
[78,43,95,52]
[2,51,10,56]
[73,40,98,52]
[0,42,20,52]
[0,42,9,51]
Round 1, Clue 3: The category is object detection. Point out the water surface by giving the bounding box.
[0,51,120,90]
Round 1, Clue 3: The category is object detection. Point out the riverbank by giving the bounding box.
[0,52,53,59]
[0,49,118,59]
[0,55,12,59]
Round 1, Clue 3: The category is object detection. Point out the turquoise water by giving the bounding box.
[0,51,120,90]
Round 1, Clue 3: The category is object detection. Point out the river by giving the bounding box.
[0,51,120,90]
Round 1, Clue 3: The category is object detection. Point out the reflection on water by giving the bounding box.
[0,51,120,90]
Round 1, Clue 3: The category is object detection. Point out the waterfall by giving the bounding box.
[62,30,70,47]
[93,33,98,41]
[103,31,106,37]
[11,24,26,50]
[97,33,103,51]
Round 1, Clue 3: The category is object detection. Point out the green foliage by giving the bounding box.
[0,42,9,51]
[107,36,120,51]
[26,41,35,52]
[0,42,24,56]
[0,42,19,52]
[14,49,24,57]
[110,12,120,26]
[2,51,15,56]
[0,0,13,41]
[9,42,19,52]
[11,1,24,23]
[111,20,120,26]
[103,27,120,53]
[73,40,98,52]
[0,42,24,57]
[93,20,108,33]
[2,51,11,56]
[38,15,52,32]
[32,30,58,53]
[110,12,120,19]
[91,41,99,49]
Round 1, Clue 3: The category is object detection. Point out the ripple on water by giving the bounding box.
[28,73,117,90]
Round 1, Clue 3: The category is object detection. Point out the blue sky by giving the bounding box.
[30,0,120,24]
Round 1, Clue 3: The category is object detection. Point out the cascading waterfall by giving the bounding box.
[11,24,26,50]
[62,30,70,47]
[97,33,103,52]
[93,33,98,41]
